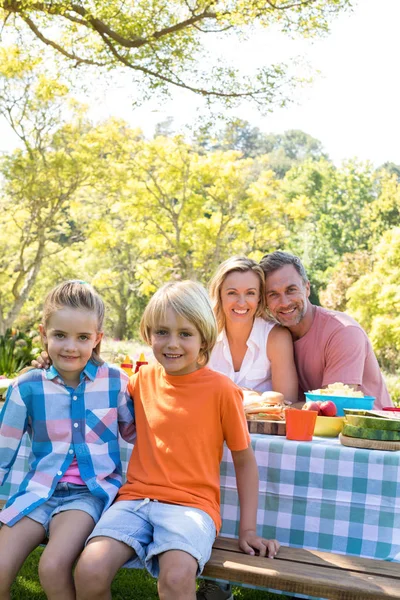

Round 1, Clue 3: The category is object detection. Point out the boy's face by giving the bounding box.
[151,307,204,376]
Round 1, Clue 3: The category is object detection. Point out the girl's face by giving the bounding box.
[220,270,261,328]
[39,307,103,386]
[151,306,204,376]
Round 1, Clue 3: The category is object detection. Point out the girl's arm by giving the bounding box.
[267,325,298,404]
[231,445,279,558]
[117,388,136,443]
[0,385,28,485]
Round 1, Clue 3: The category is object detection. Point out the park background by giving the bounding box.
[1,0,400,402]
[1,2,400,598]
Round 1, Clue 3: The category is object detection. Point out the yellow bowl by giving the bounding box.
[313,416,344,437]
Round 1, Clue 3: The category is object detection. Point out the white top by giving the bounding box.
[209,317,276,392]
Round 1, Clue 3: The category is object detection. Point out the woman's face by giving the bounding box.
[220,270,261,328]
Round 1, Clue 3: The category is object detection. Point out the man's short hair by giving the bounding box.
[260,251,309,285]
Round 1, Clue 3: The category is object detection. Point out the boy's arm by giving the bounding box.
[231,445,279,558]
[117,374,136,443]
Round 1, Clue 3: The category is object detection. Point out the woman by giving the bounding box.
[208,255,298,403]
[197,257,297,600]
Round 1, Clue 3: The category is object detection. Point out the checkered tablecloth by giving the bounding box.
[2,433,399,564]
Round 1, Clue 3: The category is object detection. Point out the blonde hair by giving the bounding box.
[140,280,217,366]
[42,280,105,365]
[209,256,266,332]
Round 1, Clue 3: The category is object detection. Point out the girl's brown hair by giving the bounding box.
[42,280,105,365]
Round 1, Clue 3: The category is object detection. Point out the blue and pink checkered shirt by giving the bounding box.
[0,360,135,526]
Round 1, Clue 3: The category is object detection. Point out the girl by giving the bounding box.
[73,280,279,600]
[0,280,135,600]
[208,256,298,403]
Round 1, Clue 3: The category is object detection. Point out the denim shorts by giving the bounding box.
[87,498,217,577]
[27,482,105,535]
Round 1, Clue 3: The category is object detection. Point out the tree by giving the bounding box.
[346,228,400,372]
[1,0,351,108]
[281,158,379,295]
[195,120,328,177]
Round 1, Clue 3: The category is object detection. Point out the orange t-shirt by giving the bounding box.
[118,363,250,532]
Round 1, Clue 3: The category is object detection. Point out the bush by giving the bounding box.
[383,372,400,406]
[0,329,41,378]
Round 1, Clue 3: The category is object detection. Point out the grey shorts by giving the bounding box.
[87,498,217,577]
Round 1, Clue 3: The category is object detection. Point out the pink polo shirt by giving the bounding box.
[294,306,392,409]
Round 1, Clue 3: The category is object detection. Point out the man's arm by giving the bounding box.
[231,445,279,558]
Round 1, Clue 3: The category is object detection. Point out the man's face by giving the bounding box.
[265,264,310,329]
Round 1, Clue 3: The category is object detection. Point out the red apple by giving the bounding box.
[302,401,321,414]
[319,400,337,417]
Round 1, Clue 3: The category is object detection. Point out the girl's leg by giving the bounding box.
[158,550,198,600]
[0,518,46,600]
[75,536,136,600]
[38,509,96,600]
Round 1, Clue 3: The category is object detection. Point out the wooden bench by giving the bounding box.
[203,537,400,600]
[1,501,398,599]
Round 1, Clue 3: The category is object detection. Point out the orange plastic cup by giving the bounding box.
[285,408,318,441]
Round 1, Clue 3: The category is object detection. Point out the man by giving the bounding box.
[260,251,392,409]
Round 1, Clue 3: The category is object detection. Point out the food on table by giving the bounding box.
[342,424,400,441]
[302,400,337,417]
[309,382,364,397]
[345,413,400,430]
[319,400,337,416]
[303,401,322,414]
[341,409,400,442]
[244,391,286,421]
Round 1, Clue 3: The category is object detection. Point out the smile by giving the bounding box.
[232,309,249,315]
[279,308,296,315]
[164,354,183,358]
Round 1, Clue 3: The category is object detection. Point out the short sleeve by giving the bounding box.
[322,326,367,387]
[220,383,250,451]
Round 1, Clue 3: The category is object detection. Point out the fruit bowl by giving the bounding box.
[304,393,374,416]
[313,416,345,437]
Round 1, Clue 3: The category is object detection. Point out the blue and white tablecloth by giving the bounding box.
[2,433,399,565]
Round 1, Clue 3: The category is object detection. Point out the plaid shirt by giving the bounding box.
[0,360,135,526]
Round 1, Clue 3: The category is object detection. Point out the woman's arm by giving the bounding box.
[267,325,298,404]
[231,445,279,557]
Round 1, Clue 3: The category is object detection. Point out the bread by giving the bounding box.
[260,391,284,406]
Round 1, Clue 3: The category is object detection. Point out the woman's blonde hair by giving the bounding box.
[140,280,217,366]
[42,280,105,365]
[209,256,266,332]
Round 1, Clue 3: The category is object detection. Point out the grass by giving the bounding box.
[12,548,290,600]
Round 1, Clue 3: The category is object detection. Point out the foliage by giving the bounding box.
[319,252,372,312]
[0,329,41,377]
[346,228,400,372]
[0,0,351,109]
[194,119,328,177]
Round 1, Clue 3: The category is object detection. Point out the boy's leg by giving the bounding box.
[0,518,46,600]
[158,549,198,600]
[75,499,153,600]
[75,536,136,600]
[38,509,97,600]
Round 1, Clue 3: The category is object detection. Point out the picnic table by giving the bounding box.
[1,430,399,598]
[2,432,398,561]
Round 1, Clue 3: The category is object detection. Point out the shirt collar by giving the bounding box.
[45,360,99,382]
[218,317,264,349]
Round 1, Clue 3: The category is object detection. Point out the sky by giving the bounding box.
[1,0,400,167]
